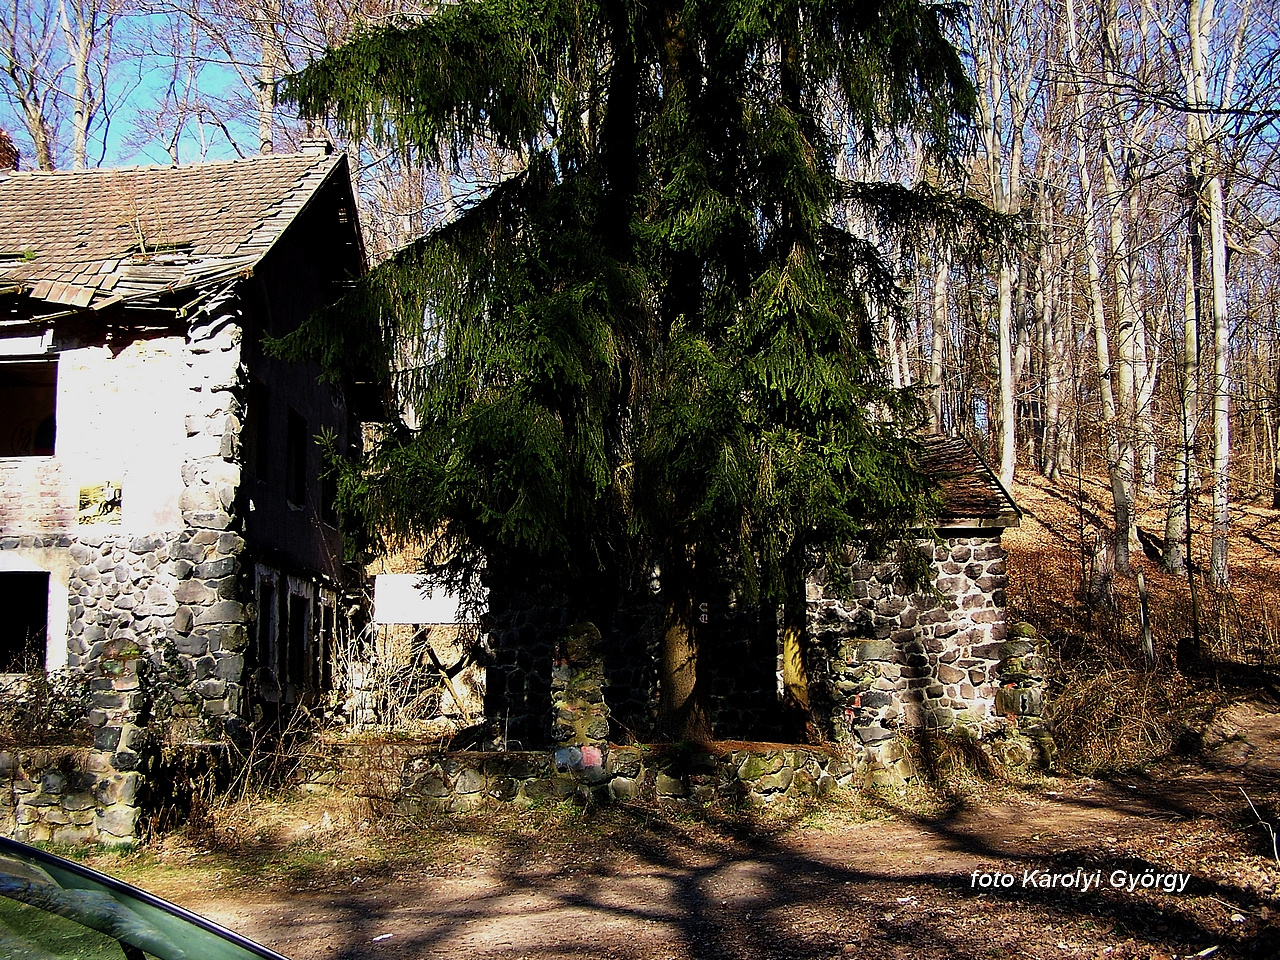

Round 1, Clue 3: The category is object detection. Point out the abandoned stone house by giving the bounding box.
[0,145,365,842]
[0,139,1035,837]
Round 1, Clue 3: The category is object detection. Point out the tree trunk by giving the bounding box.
[929,257,949,433]
[1041,246,1066,481]
[1273,356,1280,510]
[997,257,1017,487]
[659,549,711,743]
[1100,0,1140,555]
[1208,171,1230,586]
[257,0,281,154]
[1165,226,1200,575]
[1068,0,1131,572]
[779,542,818,742]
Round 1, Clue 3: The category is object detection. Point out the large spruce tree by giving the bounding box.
[280,0,979,740]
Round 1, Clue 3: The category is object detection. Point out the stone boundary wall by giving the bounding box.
[486,531,1034,751]
[313,738,917,815]
[483,588,670,750]
[0,748,140,845]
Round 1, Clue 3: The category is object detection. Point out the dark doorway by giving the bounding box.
[0,572,50,672]
[288,593,309,693]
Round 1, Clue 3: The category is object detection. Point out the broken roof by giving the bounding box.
[0,150,350,316]
[918,435,1021,529]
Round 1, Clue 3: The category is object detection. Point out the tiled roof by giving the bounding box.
[918,435,1021,528]
[0,151,344,312]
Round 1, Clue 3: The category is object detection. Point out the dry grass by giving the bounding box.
[1005,470,1280,774]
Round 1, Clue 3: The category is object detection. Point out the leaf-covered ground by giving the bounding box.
[77,736,1279,960]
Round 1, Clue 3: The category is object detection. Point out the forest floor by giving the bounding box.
[72,474,1280,960]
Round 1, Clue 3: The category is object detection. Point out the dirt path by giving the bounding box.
[83,705,1280,960]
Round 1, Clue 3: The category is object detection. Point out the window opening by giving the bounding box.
[288,593,309,691]
[0,572,49,672]
[243,382,270,480]
[257,578,276,685]
[276,586,289,688]
[0,359,57,457]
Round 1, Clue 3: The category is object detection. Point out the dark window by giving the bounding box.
[276,586,289,685]
[0,572,49,672]
[285,408,307,507]
[0,359,56,457]
[257,579,276,681]
[287,593,309,690]
[243,381,270,480]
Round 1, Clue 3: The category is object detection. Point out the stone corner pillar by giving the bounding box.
[550,622,610,776]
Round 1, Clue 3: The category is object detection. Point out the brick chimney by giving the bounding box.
[0,128,18,175]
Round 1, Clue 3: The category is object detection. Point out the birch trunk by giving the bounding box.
[1207,171,1230,585]
[1067,0,1132,573]
[1165,226,1200,575]
[930,257,949,433]
[971,0,1027,488]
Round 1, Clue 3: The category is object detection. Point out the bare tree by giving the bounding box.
[2,0,66,168]
[969,0,1041,487]
[0,0,122,170]
[58,0,119,167]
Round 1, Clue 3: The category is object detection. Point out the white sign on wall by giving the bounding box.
[372,574,465,625]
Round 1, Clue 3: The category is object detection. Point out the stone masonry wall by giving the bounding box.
[486,533,1030,747]
[0,294,250,843]
[0,748,140,845]
[550,622,611,777]
[806,532,1028,747]
[326,738,916,815]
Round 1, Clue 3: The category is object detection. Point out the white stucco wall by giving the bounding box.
[0,338,188,535]
[1,335,192,673]
[56,340,188,532]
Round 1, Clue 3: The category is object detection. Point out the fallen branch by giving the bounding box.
[1239,787,1280,863]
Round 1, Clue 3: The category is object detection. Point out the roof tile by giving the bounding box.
[0,152,344,312]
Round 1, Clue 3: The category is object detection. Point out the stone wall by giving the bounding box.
[550,622,611,775]
[354,737,917,814]
[0,748,140,845]
[65,529,248,733]
[806,532,1031,746]
[485,531,1031,748]
[482,592,564,750]
[1,296,250,731]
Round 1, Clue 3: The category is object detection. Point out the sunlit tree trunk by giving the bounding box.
[1207,170,1230,585]
[659,547,711,743]
[1165,228,1200,576]
[1067,0,1132,573]
[257,0,281,153]
[930,257,949,433]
